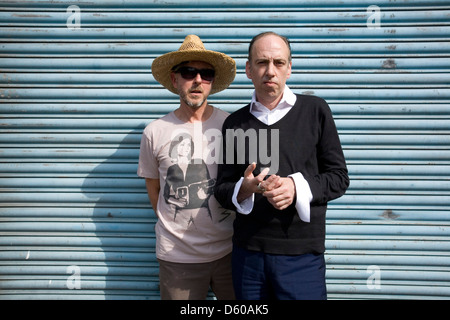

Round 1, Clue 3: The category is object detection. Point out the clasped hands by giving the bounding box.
[237,162,296,210]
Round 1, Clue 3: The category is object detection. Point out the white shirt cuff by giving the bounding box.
[289,172,313,223]
[232,177,254,214]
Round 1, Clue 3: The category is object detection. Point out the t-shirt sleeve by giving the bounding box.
[137,129,159,179]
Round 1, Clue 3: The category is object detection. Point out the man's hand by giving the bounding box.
[237,163,280,203]
[236,163,296,210]
[263,177,296,210]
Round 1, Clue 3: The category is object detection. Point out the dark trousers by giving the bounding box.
[232,245,327,300]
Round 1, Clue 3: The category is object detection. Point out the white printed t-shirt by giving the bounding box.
[137,107,235,263]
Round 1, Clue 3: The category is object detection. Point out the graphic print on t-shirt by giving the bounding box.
[163,132,216,224]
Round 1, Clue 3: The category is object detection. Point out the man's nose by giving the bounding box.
[193,72,203,83]
[266,62,276,77]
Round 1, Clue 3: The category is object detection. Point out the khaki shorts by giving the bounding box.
[158,253,235,300]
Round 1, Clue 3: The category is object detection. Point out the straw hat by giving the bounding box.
[151,35,236,95]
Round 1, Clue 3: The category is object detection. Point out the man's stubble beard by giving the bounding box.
[183,96,205,108]
[178,87,207,109]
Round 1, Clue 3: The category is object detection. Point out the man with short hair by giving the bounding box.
[215,32,349,300]
[138,35,236,300]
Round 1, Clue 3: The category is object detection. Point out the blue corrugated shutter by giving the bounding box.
[1,0,449,299]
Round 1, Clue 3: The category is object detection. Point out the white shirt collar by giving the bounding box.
[250,85,296,113]
[249,86,297,125]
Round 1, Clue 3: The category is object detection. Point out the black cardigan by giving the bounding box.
[214,94,349,255]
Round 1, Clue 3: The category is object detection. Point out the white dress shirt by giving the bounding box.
[231,86,313,222]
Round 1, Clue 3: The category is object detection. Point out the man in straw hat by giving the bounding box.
[137,35,237,300]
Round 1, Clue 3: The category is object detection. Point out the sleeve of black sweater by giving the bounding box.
[214,107,248,211]
[304,98,349,205]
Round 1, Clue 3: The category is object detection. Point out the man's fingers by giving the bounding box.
[257,167,270,181]
[243,162,257,178]
[266,194,293,210]
[262,174,281,191]
[263,177,296,210]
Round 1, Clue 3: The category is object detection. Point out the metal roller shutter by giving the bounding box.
[1,0,449,299]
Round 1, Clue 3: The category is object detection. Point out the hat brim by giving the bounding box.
[151,49,236,95]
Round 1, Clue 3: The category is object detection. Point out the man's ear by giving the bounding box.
[245,61,252,80]
[170,72,178,89]
[286,61,292,79]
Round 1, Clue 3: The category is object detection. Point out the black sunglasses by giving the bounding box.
[174,67,215,82]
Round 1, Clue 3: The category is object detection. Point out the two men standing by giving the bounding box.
[138,32,349,300]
